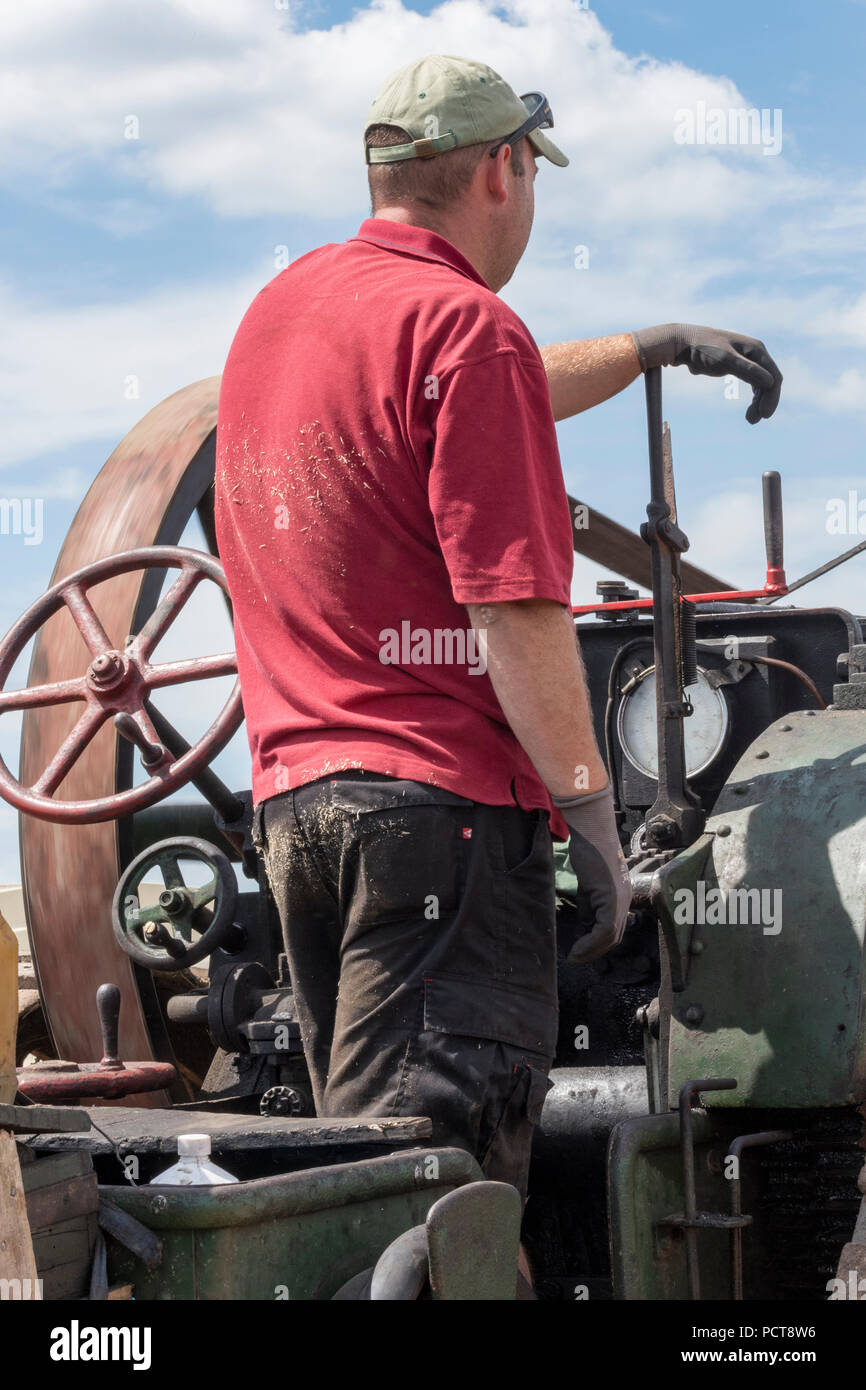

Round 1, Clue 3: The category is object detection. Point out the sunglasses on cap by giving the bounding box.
[489,92,554,158]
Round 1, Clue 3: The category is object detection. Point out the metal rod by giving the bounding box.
[679,1078,737,1300]
[144,700,244,825]
[727,1130,791,1300]
[762,471,785,579]
[643,370,704,849]
[761,536,866,604]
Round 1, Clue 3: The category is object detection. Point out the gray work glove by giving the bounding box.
[552,784,632,965]
[632,323,782,424]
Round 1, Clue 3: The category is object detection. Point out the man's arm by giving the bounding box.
[540,334,640,422]
[542,325,783,424]
[464,596,631,963]
[464,597,606,797]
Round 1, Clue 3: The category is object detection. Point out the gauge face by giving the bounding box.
[617,666,729,780]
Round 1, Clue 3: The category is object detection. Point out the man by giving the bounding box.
[214,55,781,1216]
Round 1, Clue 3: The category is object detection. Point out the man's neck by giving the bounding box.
[370,206,496,289]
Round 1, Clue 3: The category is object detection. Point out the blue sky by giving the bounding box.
[0,0,864,880]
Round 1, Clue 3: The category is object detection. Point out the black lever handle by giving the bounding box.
[96,982,123,1069]
[762,470,784,574]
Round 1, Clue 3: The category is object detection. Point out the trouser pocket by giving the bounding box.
[476,1051,554,1202]
[420,973,557,1203]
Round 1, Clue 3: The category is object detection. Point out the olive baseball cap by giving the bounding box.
[364,54,568,168]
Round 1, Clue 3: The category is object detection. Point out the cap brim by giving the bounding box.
[528,128,569,168]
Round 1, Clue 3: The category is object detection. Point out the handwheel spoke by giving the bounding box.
[161,855,185,890]
[0,676,87,714]
[191,875,218,910]
[145,653,236,687]
[63,584,113,658]
[131,905,169,926]
[135,566,203,660]
[31,702,109,796]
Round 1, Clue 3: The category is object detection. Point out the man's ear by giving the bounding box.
[485,145,511,204]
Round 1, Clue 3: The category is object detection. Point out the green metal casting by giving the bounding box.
[102,1146,483,1300]
[608,1108,729,1300]
[656,709,866,1109]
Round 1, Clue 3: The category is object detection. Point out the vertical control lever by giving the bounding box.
[762,470,786,591]
[641,368,705,850]
[96,982,123,1070]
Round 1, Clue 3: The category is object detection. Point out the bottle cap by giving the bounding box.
[177,1133,211,1157]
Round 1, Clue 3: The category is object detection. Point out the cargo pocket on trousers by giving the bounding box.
[476,1054,554,1193]
[525,1061,554,1124]
[423,974,558,1057]
[420,975,556,1194]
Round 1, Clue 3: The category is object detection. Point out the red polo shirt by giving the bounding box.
[215,218,574,839]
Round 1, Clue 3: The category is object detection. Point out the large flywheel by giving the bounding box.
[18,377,225,1102]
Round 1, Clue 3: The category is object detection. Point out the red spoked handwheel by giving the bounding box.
[0,546,242,824]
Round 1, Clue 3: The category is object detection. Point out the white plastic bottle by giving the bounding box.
[148,1133,238,1186]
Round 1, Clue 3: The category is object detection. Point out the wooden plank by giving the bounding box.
[26,1106,433,1155]
[26,1170,98,1233]
[99,1197,162,1269]
[31,1211,96,1270]
[20,1150,92,1193]
[40,1258,90,1301]
[0,1129,39,1293]
[568,494,731,595]
[0,1102,90,1134]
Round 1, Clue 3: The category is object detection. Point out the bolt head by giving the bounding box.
[648,814,676,846]
[158,887,186,915]
[87,649,128,690]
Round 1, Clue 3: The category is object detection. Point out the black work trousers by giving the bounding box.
[252,771,557,1201]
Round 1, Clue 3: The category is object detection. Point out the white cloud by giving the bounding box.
[0,0,859,440]
[0,0,838,232]
[781,360,866,413]
[685,480,866,610]
[0,271,262,471]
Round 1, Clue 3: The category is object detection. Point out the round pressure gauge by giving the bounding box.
[617,666,730,781]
